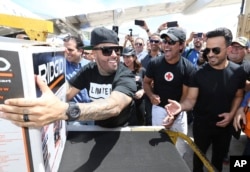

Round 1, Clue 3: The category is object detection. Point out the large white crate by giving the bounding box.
[0,37,66,172]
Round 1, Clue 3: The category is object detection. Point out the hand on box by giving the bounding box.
[0,75,68,127]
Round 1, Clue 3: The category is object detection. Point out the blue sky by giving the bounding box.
[10,0,241,39]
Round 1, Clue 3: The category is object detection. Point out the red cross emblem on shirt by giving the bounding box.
[165,72,174,81]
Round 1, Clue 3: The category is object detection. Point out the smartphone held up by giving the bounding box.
[197,32,203,37]
[134,19,145,26]
[167,21,178,28]
[194,32,203,38]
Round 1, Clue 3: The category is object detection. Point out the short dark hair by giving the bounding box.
[206,27,233,47]
[63,35,84,49]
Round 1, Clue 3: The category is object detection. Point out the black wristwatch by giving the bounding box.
[66,102,81,121]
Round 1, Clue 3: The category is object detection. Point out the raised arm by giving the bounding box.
[0,75,133,127]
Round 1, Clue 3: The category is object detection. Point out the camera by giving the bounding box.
[129,29,133,36]
[112,26,119,35]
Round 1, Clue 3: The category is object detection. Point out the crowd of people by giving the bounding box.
[1,19,250,172]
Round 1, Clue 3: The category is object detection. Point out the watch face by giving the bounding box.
[70,108,80,118]
[67,102,81,121]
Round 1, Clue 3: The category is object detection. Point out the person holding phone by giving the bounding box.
[137,20,179,38]
[182,32,205,69]
[123,34,135,49]
[156,21,178,34]
[182,32,206,124]
[122,30,148,62]
[134,19,153,38]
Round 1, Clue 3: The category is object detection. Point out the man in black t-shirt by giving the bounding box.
[143,27,196,157]
[165,27,246,172]
[0,27,137,128]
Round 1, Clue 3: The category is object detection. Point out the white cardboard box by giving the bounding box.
[0,37,66,172]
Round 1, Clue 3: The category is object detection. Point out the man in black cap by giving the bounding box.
[0,27,136,128]
[143,27,196,157]
[165,27,246,172]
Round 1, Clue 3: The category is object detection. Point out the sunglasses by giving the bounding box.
[162,39,177,45]
[135,43,143,46]
[203,47,221,55]
[149,40,160,44]
[93,46,123,56]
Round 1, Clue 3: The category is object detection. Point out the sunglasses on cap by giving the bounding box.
[203,47,221,55]
[149,40,160,44]
[93,46,123,56]
[162,39,177,45]
[135,43,143,46]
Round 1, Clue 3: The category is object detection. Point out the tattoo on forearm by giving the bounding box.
[79,99,119,121]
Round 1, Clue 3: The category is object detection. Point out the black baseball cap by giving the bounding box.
[160,27,186,42]
[84,27,119,50]
[122,46,135,56]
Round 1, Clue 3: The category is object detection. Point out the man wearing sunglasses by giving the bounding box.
[141,33,163,70]
[182,32,205,69]
[0,27,136,128]
[165,27,246,172]
[141,33,163,126]
[134,37,148,62]
[143,27,196,157]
